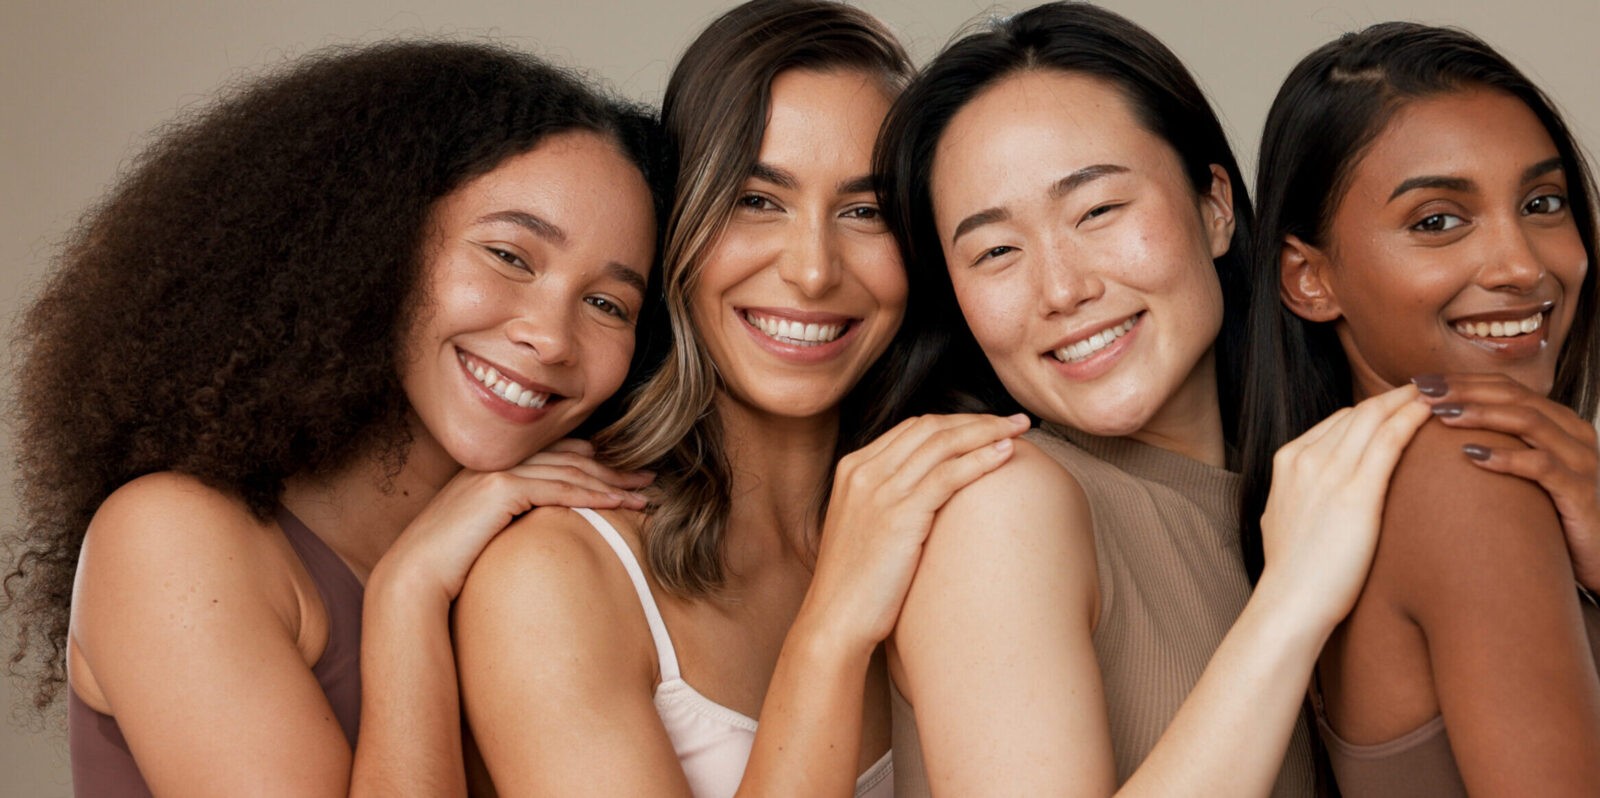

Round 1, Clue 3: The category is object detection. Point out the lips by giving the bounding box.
[455,348,562,412]
[1451,309,1544,339]
[1050,314,1140,363]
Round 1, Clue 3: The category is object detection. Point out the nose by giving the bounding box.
[1035,241,1103,316]
[1477,221,1546,293]
[505,302,576,366]
[777,219,843,299]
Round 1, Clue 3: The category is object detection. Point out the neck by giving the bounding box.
[280,414,461,580]
[1129,348,1228,468]
[714,391,841,569]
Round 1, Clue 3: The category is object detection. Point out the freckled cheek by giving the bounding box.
[951,274,1032,361]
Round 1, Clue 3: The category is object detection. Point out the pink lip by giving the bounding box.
[455,346,564,424]
[737,308,863,365]
[1041,312,1143,382]
[1045,312,1143,352]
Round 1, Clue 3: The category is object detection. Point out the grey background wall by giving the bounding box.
[3,1,1595,793]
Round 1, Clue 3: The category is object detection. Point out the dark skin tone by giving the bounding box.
[1281,88,1600,794]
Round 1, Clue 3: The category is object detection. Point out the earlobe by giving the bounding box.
[1203,165,1236,258]
[1279,235,1341,322]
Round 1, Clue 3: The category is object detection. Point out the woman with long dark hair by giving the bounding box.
[1242,23,1600,794]
[454,2,1024,795]
[872,4,1439,794]
[5,41,670,795]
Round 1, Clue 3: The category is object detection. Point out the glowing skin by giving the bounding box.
[1292,89,1587,400]
[401,131,655,472]
[691,68,906,422]
[929,70,1235,461]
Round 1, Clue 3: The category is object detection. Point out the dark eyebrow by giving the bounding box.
[1387,175,1474,203]
[750,163,798,190]
[1049,164,1130,199]
[605,261,648,297]
[477,210,566,245]
[951,208,1011,244]
[838,175,876,195]
[951,164,1130,244]
[1522,157,1564,184]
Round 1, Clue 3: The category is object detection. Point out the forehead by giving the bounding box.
[1345,90,1558,194]
[758,68,894,163]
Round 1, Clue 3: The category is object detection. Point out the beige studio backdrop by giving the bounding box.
[3,0,1596,793]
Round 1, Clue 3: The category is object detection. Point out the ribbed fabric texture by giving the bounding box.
[891,424,1316,796]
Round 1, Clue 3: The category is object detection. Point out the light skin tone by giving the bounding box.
[67,130,658,797]
[455,67,1028,796]
[1280,88,1600,793]
[890,68,1434,796]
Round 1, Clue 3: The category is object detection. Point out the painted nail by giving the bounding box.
[1411,374,1448,397]
[1431,403,1463,418]
[1462,444,1491,461]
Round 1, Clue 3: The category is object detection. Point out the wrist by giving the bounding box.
[788,601,878,674]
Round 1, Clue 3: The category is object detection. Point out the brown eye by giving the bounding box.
[1411,213,1464,233]
[1523,194,1566,216]
[487,246,531,271]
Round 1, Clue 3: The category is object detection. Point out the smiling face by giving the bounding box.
[689,68,905,422]
[930,70,1234,448]
[401,130,655,472]
[1289,89,1587,400]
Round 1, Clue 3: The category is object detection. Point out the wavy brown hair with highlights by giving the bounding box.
[3,40,671,711]
[594,0,924,597]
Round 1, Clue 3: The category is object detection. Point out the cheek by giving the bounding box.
[851,237,909,316]
[951,271,1031,358]
[580,329,637,399]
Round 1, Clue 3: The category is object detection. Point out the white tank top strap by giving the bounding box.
[572,508,682,682]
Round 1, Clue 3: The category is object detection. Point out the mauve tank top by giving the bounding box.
[1314,594,1600,796]
[68,506,364,796]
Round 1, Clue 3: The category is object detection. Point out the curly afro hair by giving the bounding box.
[3,40,672,710]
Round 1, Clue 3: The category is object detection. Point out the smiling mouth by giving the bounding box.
[1451,309,1545,340]
[1051,315,1139,363]
[456,350,555,409]
[742,310,853,347]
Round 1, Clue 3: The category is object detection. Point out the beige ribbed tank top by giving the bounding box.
[891,424,1317,796]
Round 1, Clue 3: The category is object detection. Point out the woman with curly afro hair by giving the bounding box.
[3,40,670,795]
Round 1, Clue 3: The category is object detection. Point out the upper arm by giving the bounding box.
[71,473,352,797]
[453,508,691,797]
[1382,424,1600,794]
[890,441,1115,796]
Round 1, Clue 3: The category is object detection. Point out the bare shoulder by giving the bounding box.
[1378,419,1564,610]
[78,472,295,615]
[915,438,1098,623]
[935,437,1094,546]
[457,507,653,662]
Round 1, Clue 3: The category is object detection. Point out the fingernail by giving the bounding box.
[1431,403,1463,418]
[991,438,1015,453]
[636,470,657,482]
[1462,444,1491,461]
[1411,374,1448,397]
[1008,413,1031,427]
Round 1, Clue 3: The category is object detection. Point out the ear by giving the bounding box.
[1279,234,1342,322]
[1201,164,1236,259]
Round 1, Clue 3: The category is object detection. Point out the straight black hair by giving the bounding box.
[1238,22,1600,580]
[874,1,1256,444]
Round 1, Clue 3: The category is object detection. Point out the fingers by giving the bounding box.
[1416,373,1593,438]
[518,450,655,491]
[867,414,1029,488]
[504,464,649,510]
[1460,443,1586,493]
[540,438,597,457]
[1330,384,1425,465]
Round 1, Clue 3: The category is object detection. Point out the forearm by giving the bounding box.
[736,604,873,798]
[351,574,466,798]
[1120,575,1327,797]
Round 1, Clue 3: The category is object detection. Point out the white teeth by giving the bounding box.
[745,312,847,346]
[1454,311,1543,339]
[1053,316,1138,363]
[456,351,551,410]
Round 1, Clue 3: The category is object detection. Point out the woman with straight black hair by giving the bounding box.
[1242,22,1600,795]
[874,3,1435,795]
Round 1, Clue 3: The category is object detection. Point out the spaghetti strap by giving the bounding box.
[573,508,681,681]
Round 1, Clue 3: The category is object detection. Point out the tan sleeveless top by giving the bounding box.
[1313,593,1600,796]
[892,424,1317,796]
